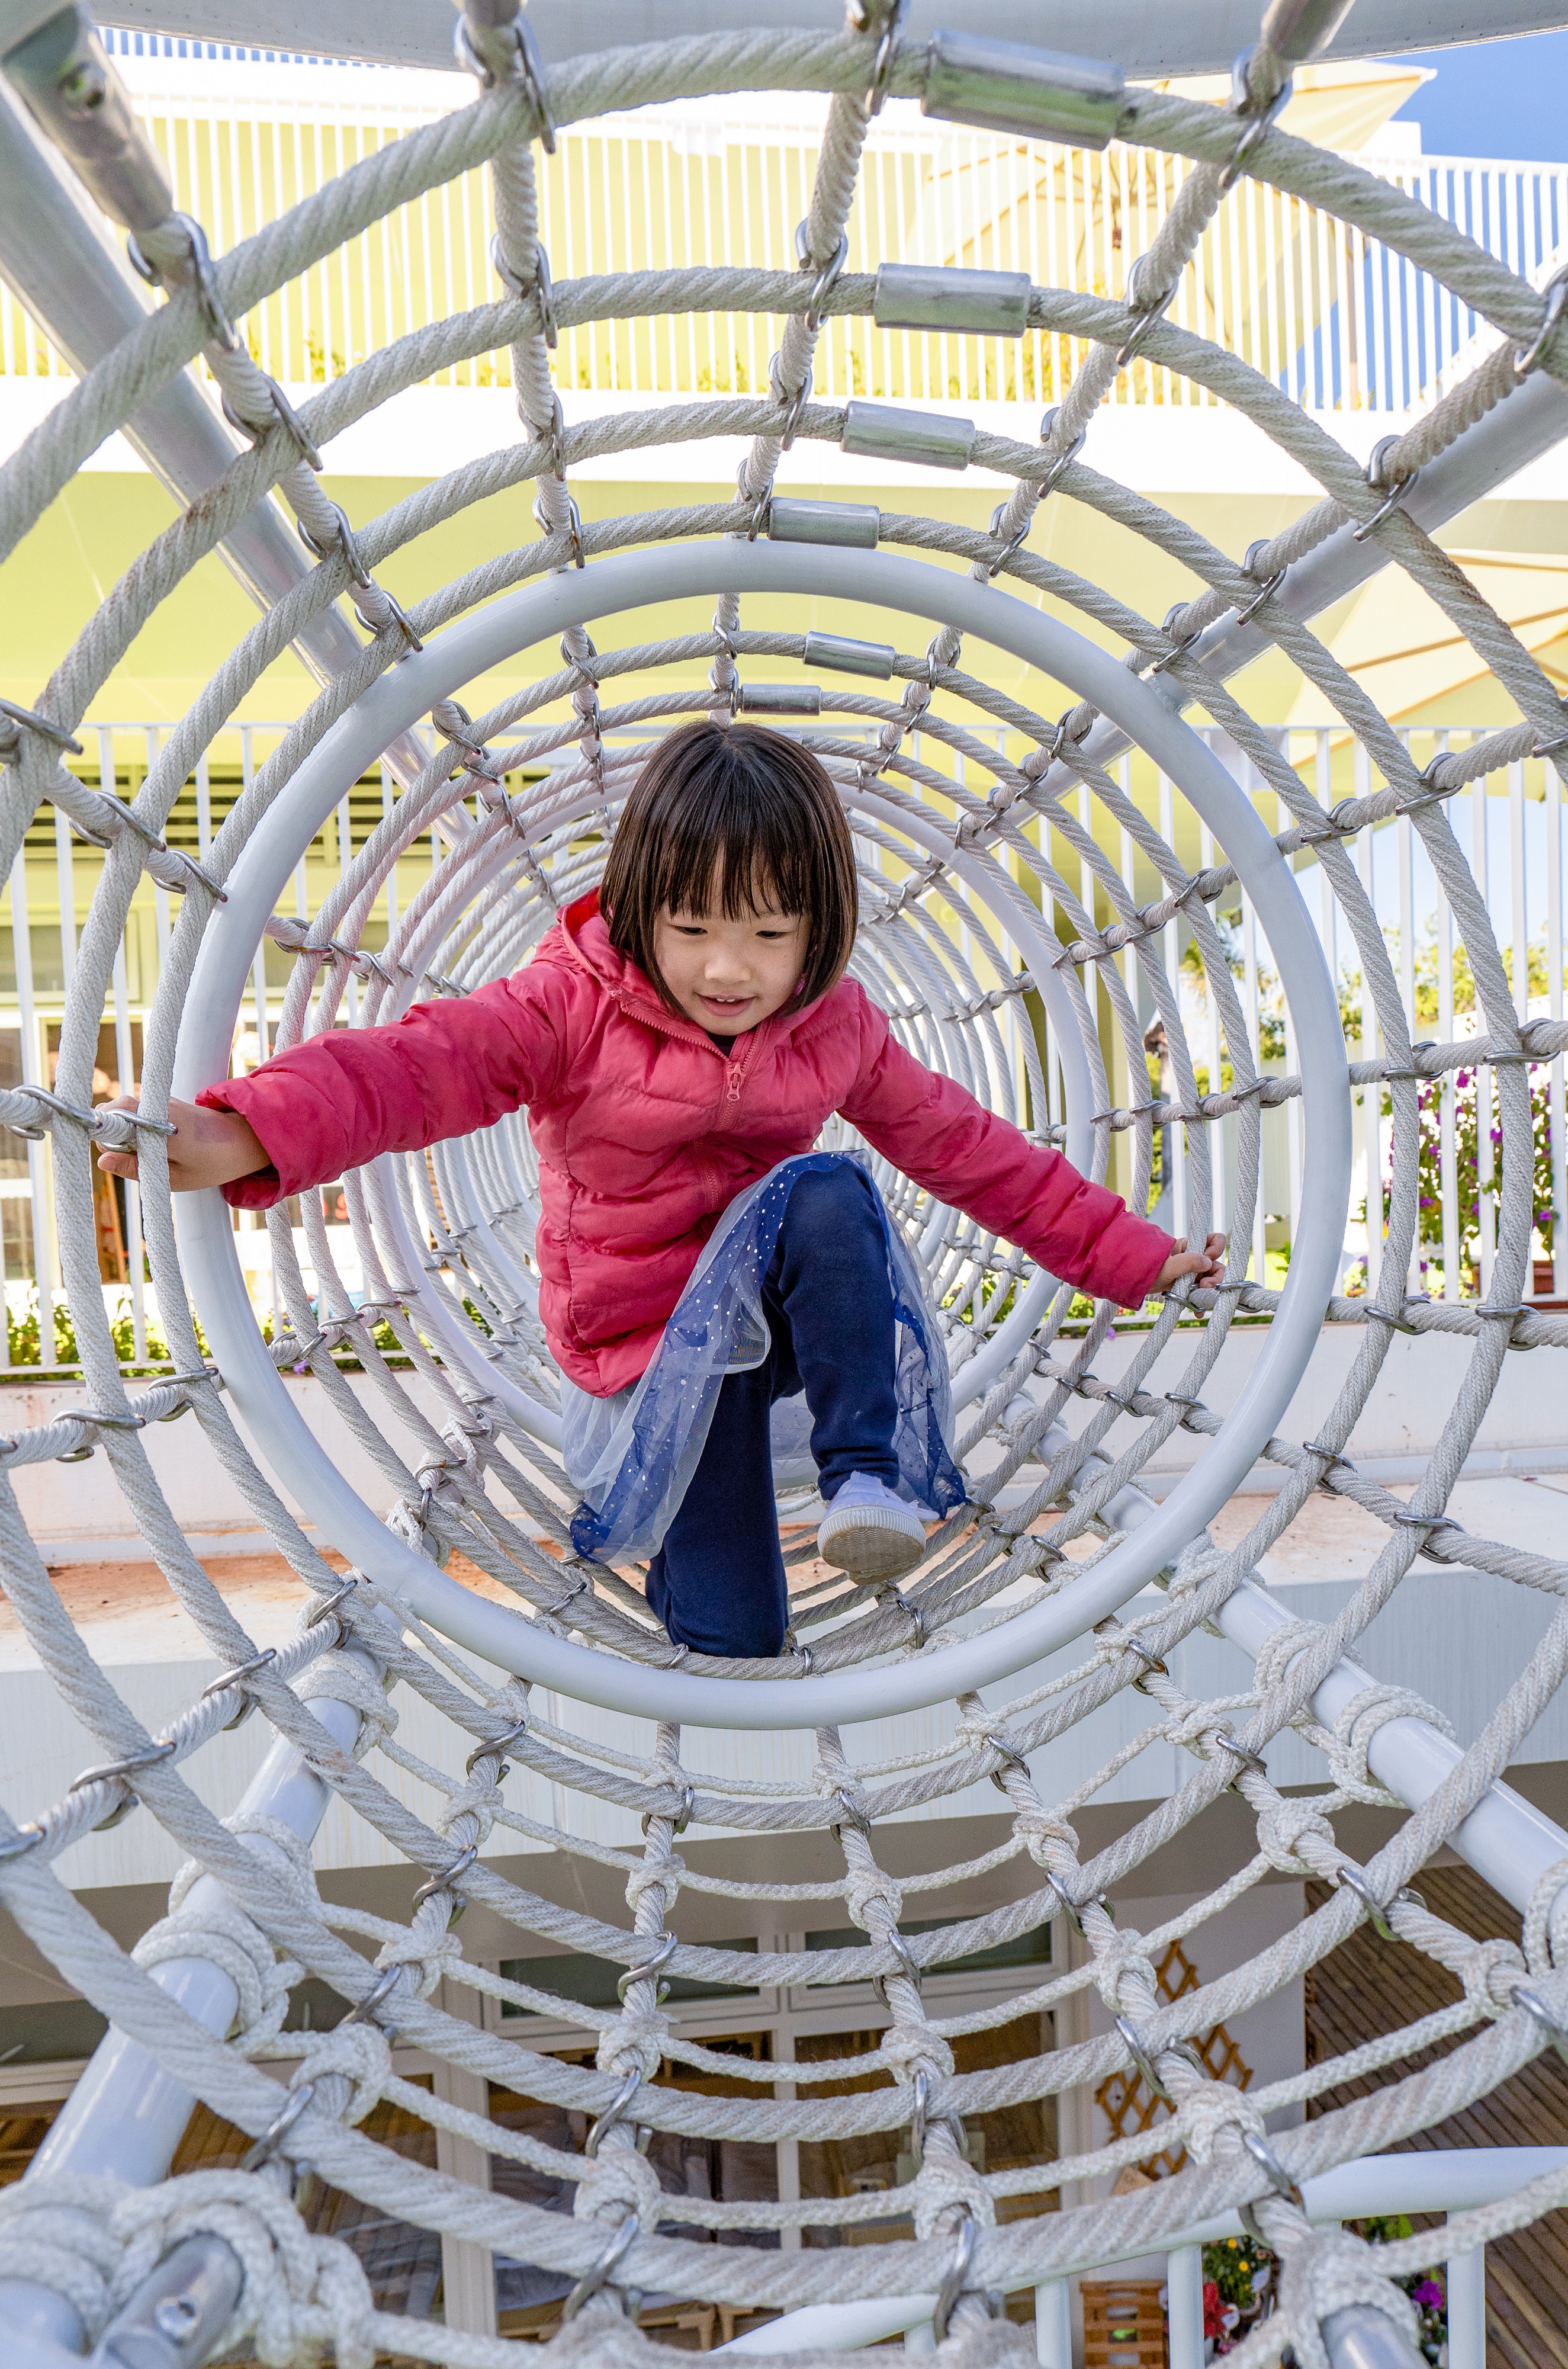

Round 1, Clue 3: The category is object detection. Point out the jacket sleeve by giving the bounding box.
[838,997,1173,1309]
[199,965,574,1211]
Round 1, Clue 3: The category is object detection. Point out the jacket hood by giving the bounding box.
[556,887,834,1049]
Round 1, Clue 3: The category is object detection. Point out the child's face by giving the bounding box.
[653,897,809,1035]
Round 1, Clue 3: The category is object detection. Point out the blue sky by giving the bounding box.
[1388,29,1568,160]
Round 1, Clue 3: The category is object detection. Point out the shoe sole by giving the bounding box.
[817,1506,927,1584]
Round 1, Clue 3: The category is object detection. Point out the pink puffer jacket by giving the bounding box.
[205,891,1171,1394]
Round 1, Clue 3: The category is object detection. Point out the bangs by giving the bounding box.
[600,721,858,1011]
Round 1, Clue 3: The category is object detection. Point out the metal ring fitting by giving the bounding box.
[1515,277,1568,378]
[583,2069,644,2158]
[1515,1982,1568,2066]
[69,1736,177,1831]
[1352,436,1418,541]
[411,1840,479,1915]
[796,220,850,332]
[341,1964,406,2031]
[1211,1733,1268,1788]
[200,1646,278,1730]
[561,2209,640,2320]
[640,1780,696,1838]
[240,2081,316,2174]
[873,1927,923,2006]
[304,1572,359,1632]
[931,2212,993,2344]
[617,1931,679,2003]
[1236,2128,1305,2243]
[1336,1862,1424,1943]
[863,0,909,116]
[465,1714,529,1777]
[0,694,84,756]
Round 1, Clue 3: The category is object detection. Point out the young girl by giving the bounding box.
[102,723,1222,1662]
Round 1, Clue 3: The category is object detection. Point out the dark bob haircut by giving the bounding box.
[600,721,858,1011]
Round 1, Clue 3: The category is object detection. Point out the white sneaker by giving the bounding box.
[817,1472,928,1583]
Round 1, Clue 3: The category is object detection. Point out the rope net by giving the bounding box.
[2,8,1568,2365]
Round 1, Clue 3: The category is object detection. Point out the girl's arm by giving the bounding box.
[841,1004,1198,1308]
[95,970,573,1200]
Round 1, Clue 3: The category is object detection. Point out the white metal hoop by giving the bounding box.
[173,541,1350,1728]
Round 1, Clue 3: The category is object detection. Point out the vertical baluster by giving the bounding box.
[1159,770,1186,1242]
[112,936,146,1364]
[1546,745,1565,1296]
[1473,775,1495,1299]
[1242,885,1265,1287]
[1033,2279,1073,2369]
[1310,731,1331,1286]
[1397,769,1417,1290]
[10,850,56,1370]
[1200,814,1223,1244]
[1165,2246,1204,2369]
[1354,737,1381,1294]
[1435,734,1459,1301]
[1444,2239,1485,2369]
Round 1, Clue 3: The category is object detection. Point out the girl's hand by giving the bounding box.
[1155,1231,1228,1293]
[95,1095,268,1192]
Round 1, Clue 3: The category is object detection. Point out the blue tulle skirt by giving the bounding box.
[564,1151,967,1564]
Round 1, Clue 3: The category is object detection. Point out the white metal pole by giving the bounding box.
[1033,2280,1072,2369]
[1166,2244,1205,2369]
[0,1689,367,2354]
[1444,2242,1486,2369]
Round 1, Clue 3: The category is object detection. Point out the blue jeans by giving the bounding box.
[645,1162,900,1659]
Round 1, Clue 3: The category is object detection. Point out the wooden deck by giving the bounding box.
[1305,1864,1568,2367]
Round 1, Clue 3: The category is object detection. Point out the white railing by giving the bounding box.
[719,2146,1565,2369]
[1,716,1559,1371]
[1,55,1564,417]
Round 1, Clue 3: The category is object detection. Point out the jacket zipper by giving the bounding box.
[614,992,756,1108]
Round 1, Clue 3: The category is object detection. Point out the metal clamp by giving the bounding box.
[69,1738,176,1830]
[1353,437,1419,542]
[1235,550,1286,626]
[1035,407,1087,498]
[583,2069,645,2158]
[1210,1732,1268,1787]
[491,231,558,346]
[771,350,815,450]
[1163,1392,1208,1431]
[1114,259,1179,368]
[340,1964,405,2031]
[1220,46,1293,194]
[200,1645,278,1730]
[1303,1436,1355,1491]
[873,1927,923,2005]
[465,1714,529,1776]
[1236,2128,1305,2243]
[533,489,587,567]
[240,2081,316,2174]
[798,220,849,332]
[1336,1862,1424,1943]
[931,2212,994,2344]
[908,2065,968,2166]
[1514,1982,1568,2066]
[354,583,424,651]
[1119,1633,1169,1695]
[1118,2009,1203,2104]
[220,374,322,471]
[617,1931,678,2003]
[863,0,910,116]
[53,1399,147,1431]
[830,1787,873,1839]
[641,1781,696,1837]
[561,2209,640,2320]
[0,1822,44,1863]
[1515,276,1568,378]
[982,1733,1030,1792]
[411,1840,479,1915]
[1390,1509,1466,1561]
[454,10,555,149]
[1149,601,1201,675]
[0,695,83,756]
[128,211,238,352]
[304,1572,359,1632]
[296,502,371,586]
